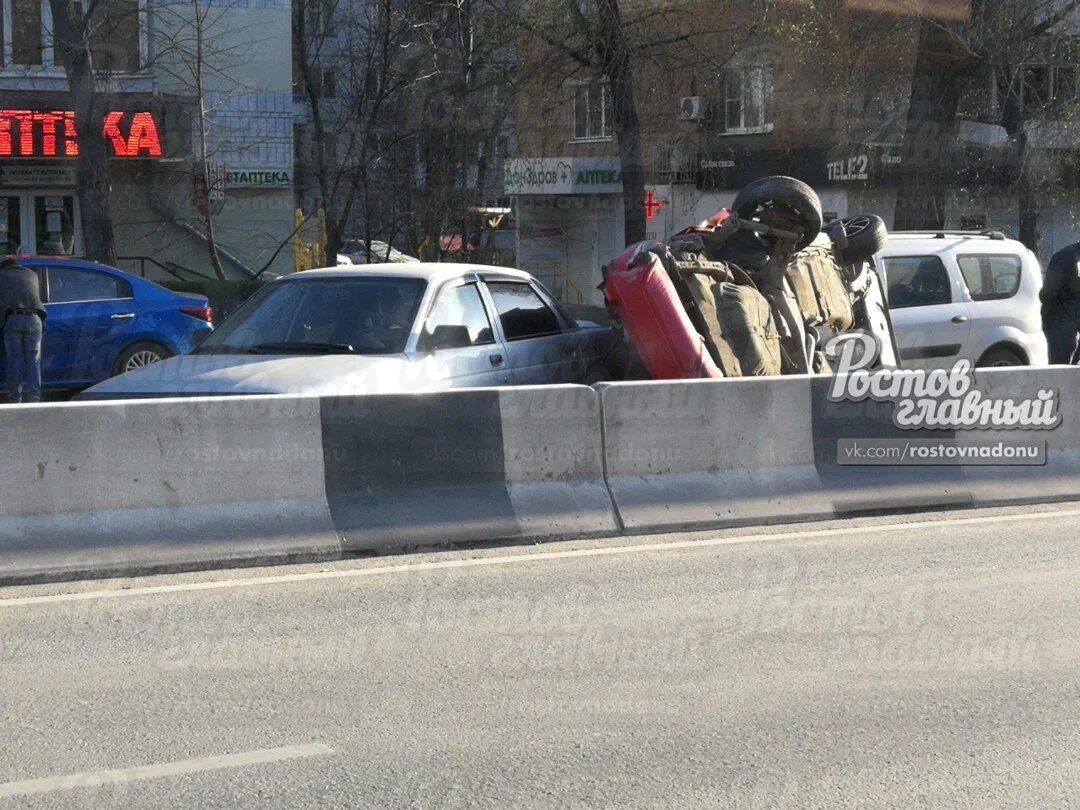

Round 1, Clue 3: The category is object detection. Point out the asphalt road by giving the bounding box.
[1,504,1078,808]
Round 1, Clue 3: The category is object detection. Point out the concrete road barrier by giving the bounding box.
[321,385,616,551]
[0,396,341,582]
[810,366,1080,514]
[597,378,830,532]
[4,368,1079,584]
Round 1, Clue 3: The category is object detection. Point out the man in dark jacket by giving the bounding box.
[1040,242,1080,365]
[0,258,47,402]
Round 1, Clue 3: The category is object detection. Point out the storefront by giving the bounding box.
[506,157,626,308]
[0,99,182,259]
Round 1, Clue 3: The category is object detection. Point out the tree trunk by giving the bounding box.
[595,0,646,245]
[48,1,117,263]
[894,18,968,231]
[194,2,228,280]
[1017,138,1039,250]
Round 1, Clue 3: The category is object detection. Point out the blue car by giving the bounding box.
[0,256,213,393]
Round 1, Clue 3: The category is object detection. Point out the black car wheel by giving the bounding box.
[976,346,1025,368]
[732,176,823,251]
[830,214,888,264]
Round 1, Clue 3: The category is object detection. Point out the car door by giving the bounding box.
[43,264,138,385]
[412,279,510,388]
[879,254,972,370]
[954,253,1027,359]
[482,278,582,384]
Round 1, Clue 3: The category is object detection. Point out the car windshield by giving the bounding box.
[195,277,426,355]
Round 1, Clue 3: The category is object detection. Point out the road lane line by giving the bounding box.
[2,507,1079,609]
[0,743,333,798]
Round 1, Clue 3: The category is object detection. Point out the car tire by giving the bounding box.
[830,215,888,265]
[113,341,172,376]
[732,176,823,251]
[976,346,1026,368]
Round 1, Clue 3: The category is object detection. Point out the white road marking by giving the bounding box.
[2,507,1078,610]
[0,743,333,798]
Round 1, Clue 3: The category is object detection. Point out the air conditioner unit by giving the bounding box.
[680,96,711,123]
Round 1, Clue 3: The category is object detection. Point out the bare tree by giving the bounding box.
[490,0,758,247]
[894,0,1080,248]
[294,0,436,263]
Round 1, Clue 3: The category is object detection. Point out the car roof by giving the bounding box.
[879,232,1028,254]
[4,255,123,271]
[288,263,533,283]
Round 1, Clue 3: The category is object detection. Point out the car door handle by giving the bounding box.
[489,354,504,367]
[951,315,969,324]
[111,313,136,320]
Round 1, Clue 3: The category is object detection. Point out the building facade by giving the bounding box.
[1,0,295,280]
[507,2,1080,308]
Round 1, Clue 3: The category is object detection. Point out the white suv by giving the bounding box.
[874,231,1048,369]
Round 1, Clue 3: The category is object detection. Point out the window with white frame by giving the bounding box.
[721,64,775,134]
[8,0,44,66]
[571,80,612,141]
[1020,64,1077,109]
[2,0,143,72]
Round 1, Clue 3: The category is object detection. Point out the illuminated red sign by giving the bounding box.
[644,189,664,220]
[0,109,163,158]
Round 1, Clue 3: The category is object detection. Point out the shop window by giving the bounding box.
[571,80,612,142]
[721,65,774,134]
[10,0,44,66]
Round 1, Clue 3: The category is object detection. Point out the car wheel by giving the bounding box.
[732,176,823,251]
[113,342,172,376]
[976,346,1025,368]
[829,214,888,265]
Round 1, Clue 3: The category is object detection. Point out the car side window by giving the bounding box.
[486,281,561,341]
[956,255,1022,301]
[47,267,131,303]
[420,284,494,349]
[882,256,952,308]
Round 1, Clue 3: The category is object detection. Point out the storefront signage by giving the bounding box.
[0,109,163,158]
[827,154,871,182]
[644,189,664,220]
[824,145,904,186]
[0,164,77,187]
[224,167,292,187]
[697,148,827,190]
[505,157,623,195]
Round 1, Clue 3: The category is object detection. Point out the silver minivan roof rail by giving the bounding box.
[890,230,1008,241]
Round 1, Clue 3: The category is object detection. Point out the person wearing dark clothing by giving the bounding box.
[0,258,47,402]
[1040,242,1080,365]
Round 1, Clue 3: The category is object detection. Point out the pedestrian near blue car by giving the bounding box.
[0,257,47,403]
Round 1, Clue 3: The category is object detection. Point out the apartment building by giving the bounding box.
[507,1,1080,307]
[1,0,295,279]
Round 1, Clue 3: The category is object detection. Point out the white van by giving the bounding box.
[874,231,1048,369]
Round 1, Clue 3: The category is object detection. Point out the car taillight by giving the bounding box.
[181,306,213,322]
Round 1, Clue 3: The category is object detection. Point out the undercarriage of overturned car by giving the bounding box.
[601,175,898,380]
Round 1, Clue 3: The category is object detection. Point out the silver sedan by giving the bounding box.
[80,265,620,399]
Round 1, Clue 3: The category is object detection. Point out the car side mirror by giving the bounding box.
[419,324,472,353]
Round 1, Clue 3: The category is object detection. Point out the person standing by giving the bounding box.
[1040,241,1080,365]
[0,258,47,403]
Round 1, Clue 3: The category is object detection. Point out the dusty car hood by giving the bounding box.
[80,352,459,398]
